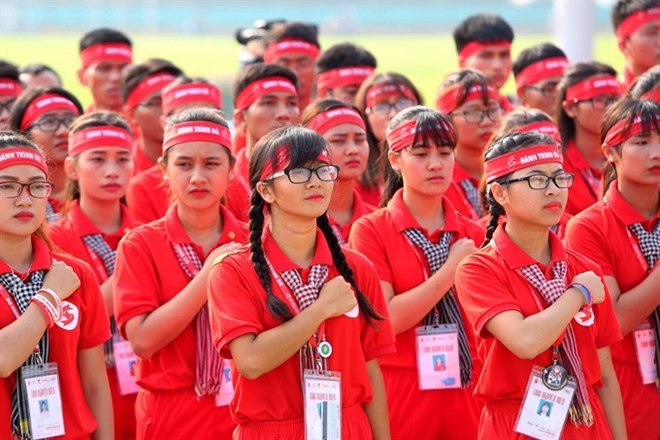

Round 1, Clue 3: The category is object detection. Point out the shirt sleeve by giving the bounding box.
[565,213,615,276]
[207,255,265,359]
[348,217,394,284]
[455,254,523,339]
[113,230,163,338]
[590,266,623,348]
[75,259,111,349]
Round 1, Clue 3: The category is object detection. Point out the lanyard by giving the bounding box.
[84,243,110,283]
[0,283,42,356]
[603,196,652,274]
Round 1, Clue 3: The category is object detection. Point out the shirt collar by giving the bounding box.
[0,234,52,275]
[604,180,660,226]
[388,188,461,235]
[492,224,566,269]
[453,161,479,185]
[67,199,134,238]
[165,203,242,246]
[263,226,333,273]
[564,140,599,173]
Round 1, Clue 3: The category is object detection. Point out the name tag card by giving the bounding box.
[113,336,139,395]
[22,363,65,439]
[215,360,235,407]
[633,323,657,385]
[415,324,461,390]
[303,370,341,440]
[515,366,575,440]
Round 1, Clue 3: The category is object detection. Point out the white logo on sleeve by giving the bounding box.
[574,306,595,327]
[55,301,79,331]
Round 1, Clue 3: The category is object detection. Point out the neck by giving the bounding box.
[328,179,355,226]
[270,211,318,268]
[402,187,445,232]
[0,234,34,272]
[50,166,68,200]
[574,128,606,170]
[454,148,484,180]
[96,101,122,114]
[617,179,660,219]
[79,197,123,234]
[245,135,258,160]
[504,218,552,264]
[177,203,222,251]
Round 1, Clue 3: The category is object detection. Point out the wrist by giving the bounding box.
[38,288,61,309]
[569,283,592,308]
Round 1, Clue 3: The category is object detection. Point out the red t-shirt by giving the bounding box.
[48,200,135,281]
[126,165,171,225]
[445,161,483,221]
[565,181,660,363]
[477,211,573,241]
[328,189,376,244]
[208,227,396,425]
[454,225,621,403]
[0,236,111,439]
[114,204,247,391]
[563,140,603,216]
[224,148,250,223]
[355,180,382,208]
[131,138,156,175]
[349,189,485,370]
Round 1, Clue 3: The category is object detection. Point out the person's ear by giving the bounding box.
[256,181,274,204]
[64,156,78,180]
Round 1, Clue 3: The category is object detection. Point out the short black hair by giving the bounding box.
[611,0,660,31]
[232,63,299,105]
[79,28,132,52]
[453,14,515,53]
[628,64,660,98]
[19,63,62,87]
[316,43,377,73]
[513,43,567,77]
[0,60,20,81]
[120,58,183,102]
[265,22,320,48]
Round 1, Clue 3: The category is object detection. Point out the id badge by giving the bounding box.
[215,360,235,407]
[22,362,65,439]
[415,324,461,390]
[303,369,341,440]
[633,322,657,385]
[514,366,576,440]
[113,335,139,395]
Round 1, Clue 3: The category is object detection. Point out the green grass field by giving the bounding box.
[2,33,626,108]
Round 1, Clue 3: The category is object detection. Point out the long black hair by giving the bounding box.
[248,125,382,324]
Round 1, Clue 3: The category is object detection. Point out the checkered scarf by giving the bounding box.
[403,228,473,387]
[171,242,223,397]
[45,201,60,224]
[280,265,329,370]
[0,271,47,439]
[82,234,118,367]
[519,261,594,427]
[459,179,483,218]
[329,224,348,247]
[628,222,660,389]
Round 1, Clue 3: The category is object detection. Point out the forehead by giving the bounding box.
[456,98,500,110]
[276,53,314,63]
[0,164,47,180]
[509,162,563,178]
[90,60,129,71]
[81,147,131,156]
[168,141,229,158]
[254,91,298,101]
[475,45,511,57]
[324,122,366,136]
[36,109,78,120]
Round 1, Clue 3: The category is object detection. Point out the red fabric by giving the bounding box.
[478,211,573,241]
[565,181,660,440]
[70,126,132,156]
[355,180,382,208]
[131,138,156,175]
[445,161,483,221]
[349,190,485,439]
[162,121,232,154]
[20,93,80,131]
[135,388,233,440]
[0,236,111,439]
[114,204,247,390]
[454,226,622,437]
[126,165,170,225]
[328,189,376,244]
[562,140,602,216]
[458,41,510,63]
[208,228,396,429]
[224,148,251,223]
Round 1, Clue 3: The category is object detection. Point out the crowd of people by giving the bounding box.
[0,0,658,439]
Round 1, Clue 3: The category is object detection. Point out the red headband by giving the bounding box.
[69,126,132,156]
[263,38,320,64]
[365,83,416,108]
[616,7,660,44]
[162,121,232,154]
[515,57,569,93]
[459,40,511,63]
[0,78,22,97]
[124,73,176,112]
[80,43,133,71]
[20,94,80,130]
[0,147,48,175]
[485,145,563,183]
[260,145,331,181]
[642,87,660,103]
[235,76,297,111]
[387,119,457,153]
[603,115,659,147]
[437,83,500,114]
[306,108,365,135]
[316,66,375,97]
[513,121,562,145]
[162,82,222,116]
[565,75,621,102]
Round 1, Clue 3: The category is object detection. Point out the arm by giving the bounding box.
[604,269,660,335]
[78,345,113,440]
[362,359,390,440]
[0,306,50,377]
[595,346,627,440]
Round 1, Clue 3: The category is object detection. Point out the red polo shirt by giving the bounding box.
[225,148,250,223]
[445,161,483,221]
[328,189,376,244]
[563,140,603,215]
[126,165,171,225]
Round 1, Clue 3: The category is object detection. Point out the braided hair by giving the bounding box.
[481,131,558,247]
[248,125,382,324]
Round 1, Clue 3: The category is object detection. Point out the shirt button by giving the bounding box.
[228,231,235,240]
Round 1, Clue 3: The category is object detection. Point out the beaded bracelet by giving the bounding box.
[37,288,62,317]
[569,283,592,309]
[30,295,56,328]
